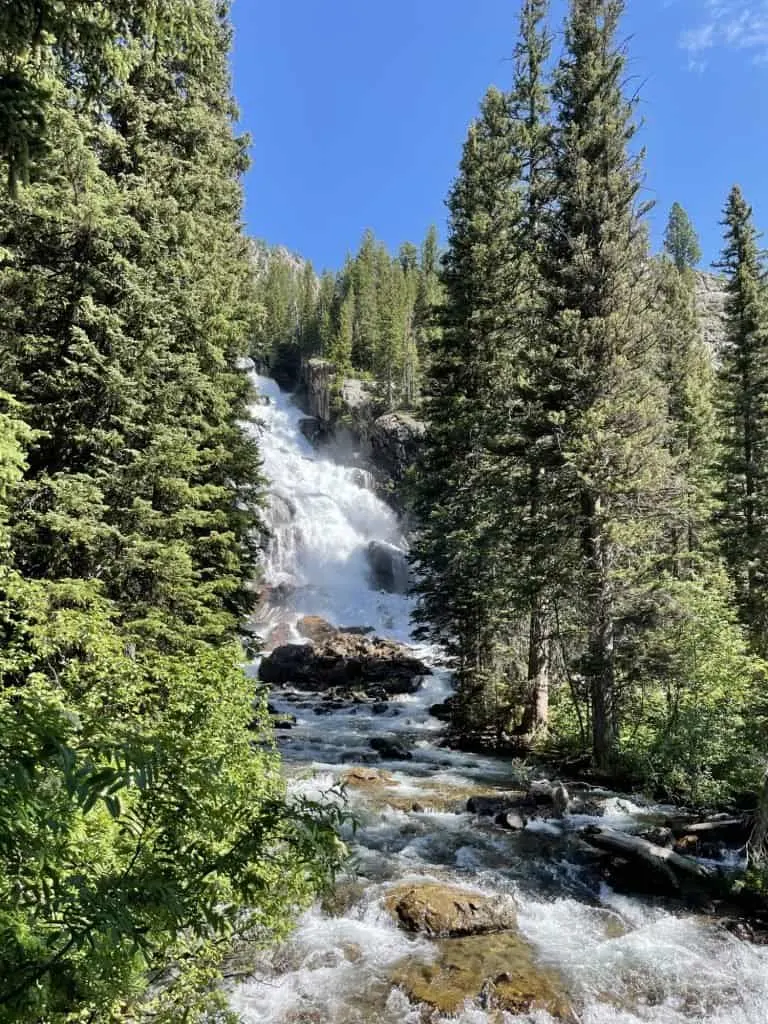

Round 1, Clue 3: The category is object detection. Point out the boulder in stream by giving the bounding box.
[258,632,429,696]
[385,883,518,937]
[390,932,575,1020]
[369,736,413,761]
[296,615,338,644]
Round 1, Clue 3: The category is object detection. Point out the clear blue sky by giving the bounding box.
[230,0,768,273]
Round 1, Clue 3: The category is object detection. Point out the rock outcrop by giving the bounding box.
[385,883,518,937]
[693,271,727,352]
[258,629,430,696]
[390,933,575,1019]
[386,883,574,1020]
[299,358,424,505]
[365,540,410,594]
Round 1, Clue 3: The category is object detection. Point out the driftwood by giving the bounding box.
[748,768,768,867]
[673,817,750,844]
[582,826,716,893]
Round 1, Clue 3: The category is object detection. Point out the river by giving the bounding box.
[231,375,768,1024]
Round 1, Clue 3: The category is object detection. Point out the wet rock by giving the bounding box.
[390,932,574,1020]
[340,767,396,790]
[529,778,556,803]
[338,624,375,635]
[385,883,518,937]
[567,796,606,816]
[551,782,570,818]
[638,826,674,848]
[496,810,528,831]
[370,411,426,486]
[412,802,426,813]
[369,736,413,761]
[340,750,380,764]
[350,467,376,491]
[429,702,453,722]
[298,416,325,445]
[258,633,429,697]
[264,622,293,652]
[467,793,528,817]
[296,615,338,644]
[365,540,410,594]
[371,702,389,715]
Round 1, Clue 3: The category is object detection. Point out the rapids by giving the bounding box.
[232,375,768,1024]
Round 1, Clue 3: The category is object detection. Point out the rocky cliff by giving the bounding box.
[297,361,424,507]
[693,271,727,351]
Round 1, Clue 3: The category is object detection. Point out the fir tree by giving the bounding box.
[655,253,718,564]
[411,86,524,738]
[716,186,768,653]
[545,0,671,768]
[664,201,702,271]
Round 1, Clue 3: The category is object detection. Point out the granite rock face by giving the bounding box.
[299,358,424,504]
[693,271,727,353]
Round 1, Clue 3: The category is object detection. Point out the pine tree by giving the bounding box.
[655,253,718,564]
[545,0,671,768]
[664,201,702,271]
[316,269,337,357]
[505,0,555,739]
[716,186,768,653]
[352,228,379,371]
[411,86,524,739]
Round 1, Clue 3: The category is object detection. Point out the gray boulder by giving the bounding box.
[366,540,410,594]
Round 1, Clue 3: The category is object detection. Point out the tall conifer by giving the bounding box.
[544,0,670,767]
[716,186,768,653]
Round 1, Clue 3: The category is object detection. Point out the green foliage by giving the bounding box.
[618,570,767,804]
[655,257,719,563]
[252,226,439,408]
[664,201,703,271]
[0,3,345,1019]
[715,186,768,655]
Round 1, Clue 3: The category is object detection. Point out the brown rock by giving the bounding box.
[391,932,574,1020]
[258,632,429,696]
[296,615,338,644]
[340,767,396,790]
[385,883,517,937]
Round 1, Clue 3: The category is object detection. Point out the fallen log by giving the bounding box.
[671,817,750,842]
[582,825,716,893]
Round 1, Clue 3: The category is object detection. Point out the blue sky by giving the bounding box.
[230,0,768,272]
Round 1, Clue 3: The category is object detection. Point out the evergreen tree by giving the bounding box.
[545,0,671,768]
[352,228,379,370]
[411,86,524,738]
[316,269,337,356]
[664,201,703,271]
[0,4,345,1017]
[716,186,768,653]
[504,0,556,739]
[655,253,718,563]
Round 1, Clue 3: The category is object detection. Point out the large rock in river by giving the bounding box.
[391,932,575,1020]
[258,631,429,696]
[385,883,517,937]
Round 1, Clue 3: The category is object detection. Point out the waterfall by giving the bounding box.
[250,374,414,642]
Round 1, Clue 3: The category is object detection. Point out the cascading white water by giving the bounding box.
[233,376,768,1024]
[251,374,414,642]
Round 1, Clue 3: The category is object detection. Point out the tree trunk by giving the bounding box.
[520,598,549,737]
[748,767,768,868]
[582,491,617,770]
